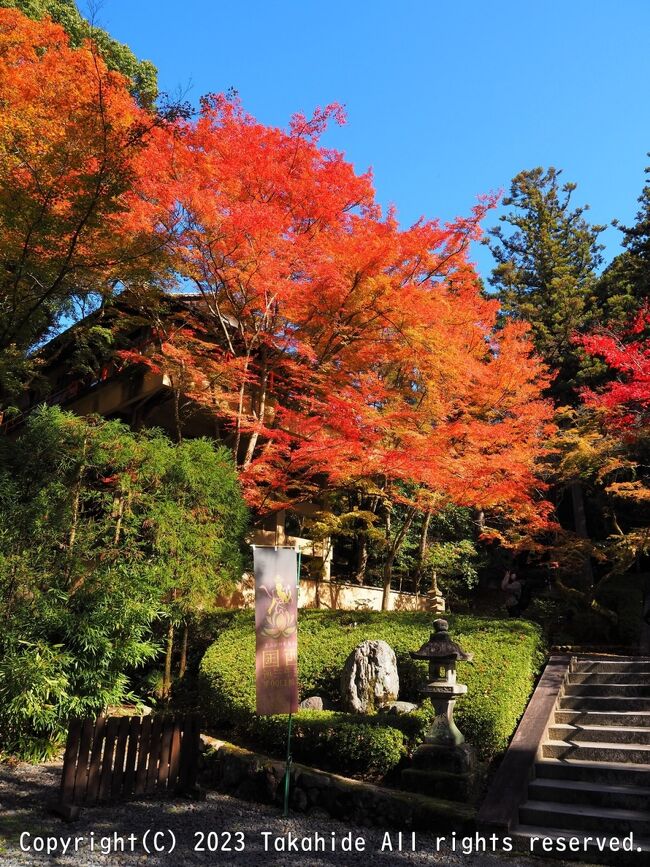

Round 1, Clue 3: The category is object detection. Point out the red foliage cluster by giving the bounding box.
[579,308,650,434]
[138,97,554,525]
[0,9,173,323]
[1,9,556,533]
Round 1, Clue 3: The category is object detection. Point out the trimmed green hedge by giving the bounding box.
[199,610,545,772]
[251,710,411,776]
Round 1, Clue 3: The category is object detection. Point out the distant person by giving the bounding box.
[501,570,523,617]
[518,575,532,613]
[545,560,559,591]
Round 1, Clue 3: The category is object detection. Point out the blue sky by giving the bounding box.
[101,0,650,282]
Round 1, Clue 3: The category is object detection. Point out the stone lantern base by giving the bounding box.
[401,686,476,803]
[404,618,476,803]
[401,741,476,802]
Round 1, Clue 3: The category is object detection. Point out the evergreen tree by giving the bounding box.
[596,160,650,321]
[618,160,650,297]
[486,167,605,403]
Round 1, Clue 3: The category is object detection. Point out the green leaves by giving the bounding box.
[0,406,247,759]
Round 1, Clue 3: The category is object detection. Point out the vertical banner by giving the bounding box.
[253,547,299,715]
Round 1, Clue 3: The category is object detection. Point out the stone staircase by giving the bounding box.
[514,657,650,852]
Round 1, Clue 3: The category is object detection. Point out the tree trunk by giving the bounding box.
[68,434,89,556]
[555,576,617,624]
[243,356,268,469]
[163,621,174,699]
[381,506,417,611]
[381,505,392,610]
[173,382,183,444]
[382,551,396,611]
[354,534,368,585]
[112,491,125,546]
[416,509,432,592]
[179,622,189,679]
[233,353,251,464]
[315,536,332,609]
[570,481,594,591]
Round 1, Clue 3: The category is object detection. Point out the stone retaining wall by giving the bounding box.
[200,738,474,832]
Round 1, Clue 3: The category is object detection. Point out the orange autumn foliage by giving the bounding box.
[0,9,554,535]
[135,96,555,529]
[0,8,173,351]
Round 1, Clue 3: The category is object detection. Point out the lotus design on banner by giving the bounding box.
[253,547,299,715]
[261,582,297,639]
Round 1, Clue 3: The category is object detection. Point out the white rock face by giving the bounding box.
[340,640,399,713]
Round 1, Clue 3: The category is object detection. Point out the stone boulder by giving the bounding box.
[299,696,324,711]
[340,639,399,713]
[378,700,418,715]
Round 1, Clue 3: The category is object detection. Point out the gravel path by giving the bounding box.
[0,761,603,867]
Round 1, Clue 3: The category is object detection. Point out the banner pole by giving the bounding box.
[283,711,293,817]
[282,548,300,818]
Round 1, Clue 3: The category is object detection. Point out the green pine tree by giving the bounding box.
[596,159,650,322]
[486,167,605,404]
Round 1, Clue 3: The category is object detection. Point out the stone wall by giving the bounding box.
[215,575,431,612]
[200,738,475,832]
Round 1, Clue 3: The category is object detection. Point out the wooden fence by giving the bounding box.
[56,714,201,817]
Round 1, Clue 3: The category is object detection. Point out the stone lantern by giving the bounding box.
[401,619,475,801]
[410,618,473,746]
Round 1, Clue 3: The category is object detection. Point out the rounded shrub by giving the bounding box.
[199,610,545,769]
[250,710,408,776]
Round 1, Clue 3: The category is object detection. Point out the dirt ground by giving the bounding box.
[0,760,606,867]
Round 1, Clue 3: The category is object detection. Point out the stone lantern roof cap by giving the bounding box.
[409,618,473,662]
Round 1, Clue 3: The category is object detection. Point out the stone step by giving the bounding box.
[549,723,650,746]
[573,660,650,674]
[569,672,650,685]
[543,740,650,764]
[559,695,650,712]
[564,683,650,698]
[528,777,650,811]
[519,800,650,836]
[514,824,650,859]
[555,710,650,728]
[536,757,650,787]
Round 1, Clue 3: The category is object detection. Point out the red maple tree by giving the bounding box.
[0,8,175,355]
[130,96,554,544]
[0,11,557,608]
[580,308,650,434]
